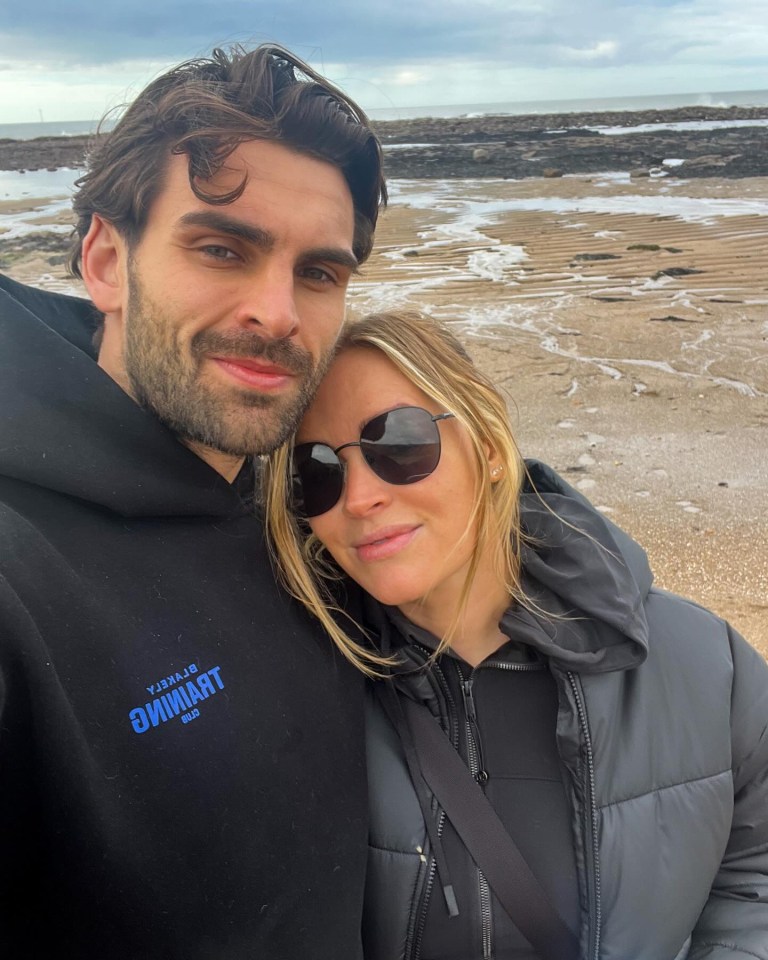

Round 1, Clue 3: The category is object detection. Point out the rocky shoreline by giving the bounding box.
[2,105,768,181]
[375,104,768,180]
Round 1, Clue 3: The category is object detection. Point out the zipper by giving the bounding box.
[410,836,439,960]
[568,672,601,960]
[479,870,493,960]
[479,658,545,672]
[408,649,541,960]
[408,651,457,960]
[457,663,493,960]
[459,673,485,776]
[411,643,460,747]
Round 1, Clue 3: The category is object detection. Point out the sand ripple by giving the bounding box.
[349,175,768,653]
[4,174,767,653]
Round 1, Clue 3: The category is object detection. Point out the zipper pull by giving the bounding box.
[443,883,459,918]
[460,678,477,723]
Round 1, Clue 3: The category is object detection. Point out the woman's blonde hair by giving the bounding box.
[261,311,528,675]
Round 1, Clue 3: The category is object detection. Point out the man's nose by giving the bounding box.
[234,264,299,339]
[341,453,391,518]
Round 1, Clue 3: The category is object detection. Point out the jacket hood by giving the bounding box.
[0,274,250,519]
[511,459,650,673]
[373,459,651,676]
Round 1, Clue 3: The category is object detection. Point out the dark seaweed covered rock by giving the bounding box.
[2,105,767,180]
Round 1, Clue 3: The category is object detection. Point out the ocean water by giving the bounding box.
[0,119,110,141]
[366,88,768,122]
[2,88,768,140]
[0,167,81,200]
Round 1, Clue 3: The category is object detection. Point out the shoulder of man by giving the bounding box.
[0,273,99,355]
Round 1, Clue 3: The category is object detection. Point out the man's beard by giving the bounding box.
[123,272,333,456]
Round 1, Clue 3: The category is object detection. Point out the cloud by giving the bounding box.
[1,1,520,64]
[0,0,718,66]
[0,0,766,121]
[560,40,619,62]
[389,69,430,87]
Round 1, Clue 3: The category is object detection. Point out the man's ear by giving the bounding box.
[80,215,128,316]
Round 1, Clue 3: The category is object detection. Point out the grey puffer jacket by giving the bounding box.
[364,461,768,960]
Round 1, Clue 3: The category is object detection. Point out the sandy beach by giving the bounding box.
[2,169,767,656]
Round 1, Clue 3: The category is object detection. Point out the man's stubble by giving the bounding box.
[123,268,335,457]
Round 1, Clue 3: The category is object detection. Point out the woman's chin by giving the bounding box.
[365,582,426,610]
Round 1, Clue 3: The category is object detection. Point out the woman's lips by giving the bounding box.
[211,356,293,391]
[354,525,420,562]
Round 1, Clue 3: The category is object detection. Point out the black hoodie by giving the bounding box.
[0,274,367,959]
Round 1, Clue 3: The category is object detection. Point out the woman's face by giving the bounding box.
[295,346,490,620]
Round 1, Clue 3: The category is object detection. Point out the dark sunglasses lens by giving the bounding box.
[292,443,344,518]
[361,407,442,484]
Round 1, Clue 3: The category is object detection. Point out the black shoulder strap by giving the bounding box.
[400,695,581,960]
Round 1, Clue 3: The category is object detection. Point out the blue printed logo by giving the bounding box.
[129,663,224,734]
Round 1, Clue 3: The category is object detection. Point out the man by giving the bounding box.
[0,46,385,958]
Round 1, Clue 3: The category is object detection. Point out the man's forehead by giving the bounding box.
[154,142,355,234]
[161,140,350,201]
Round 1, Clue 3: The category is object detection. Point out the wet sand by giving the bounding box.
[3,173,767,655]
[351,174,768,656]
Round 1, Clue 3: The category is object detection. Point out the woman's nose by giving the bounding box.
[341,452,391,517]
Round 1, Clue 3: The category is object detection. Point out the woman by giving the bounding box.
[263,311,768,960]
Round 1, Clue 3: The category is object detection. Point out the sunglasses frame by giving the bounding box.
[292,406,456,518]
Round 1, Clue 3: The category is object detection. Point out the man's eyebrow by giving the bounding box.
[300,247,359,274]
[176,211,275,248]
[176,211,359,272]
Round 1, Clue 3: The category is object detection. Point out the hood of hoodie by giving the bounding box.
[0,274,251,519]
[368,458,651,677]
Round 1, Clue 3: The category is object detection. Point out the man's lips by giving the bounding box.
[354,525,420,562]
[210,356,295,390]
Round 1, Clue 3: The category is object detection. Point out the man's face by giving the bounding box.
[100,140,357,460]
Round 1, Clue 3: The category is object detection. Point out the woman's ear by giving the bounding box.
[80,215,128,316]
[485,441,504,483]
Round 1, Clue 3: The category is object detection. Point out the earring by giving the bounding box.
[491,465,503,479]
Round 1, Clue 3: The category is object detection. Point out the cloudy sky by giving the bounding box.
[0,0,766,123]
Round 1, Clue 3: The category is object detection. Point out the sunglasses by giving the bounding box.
[291,406,456,518]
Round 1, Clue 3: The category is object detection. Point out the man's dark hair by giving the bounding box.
[69,44,386,275]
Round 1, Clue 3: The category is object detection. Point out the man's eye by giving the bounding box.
[302,265,334,283]
[200,245,238,261]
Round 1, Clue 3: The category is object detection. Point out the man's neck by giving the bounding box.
[97,342,245,484]
[183,439,245,483]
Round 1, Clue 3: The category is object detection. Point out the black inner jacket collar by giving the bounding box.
[384,605,540,667]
